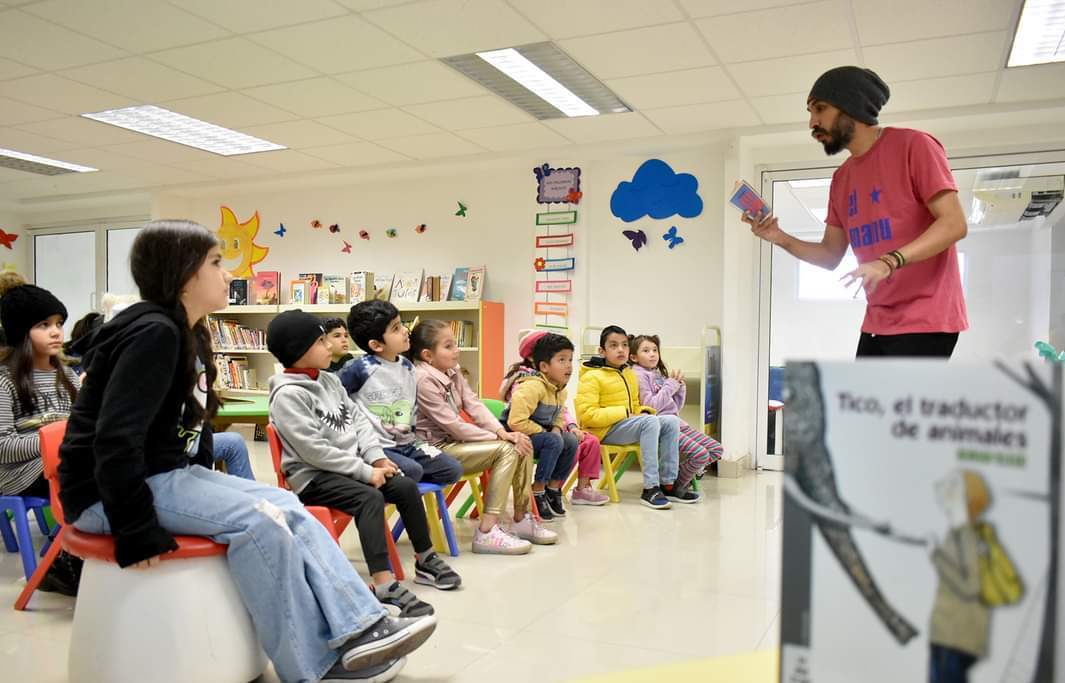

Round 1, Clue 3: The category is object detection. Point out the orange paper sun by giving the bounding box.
[217,206,269,278]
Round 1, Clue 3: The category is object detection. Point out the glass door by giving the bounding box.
[755,156,1065,470]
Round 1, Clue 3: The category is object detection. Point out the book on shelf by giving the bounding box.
[420,273,449,302]
[322,274,348,304]
[439,273,452,302]
[213,354,258,391]
[465,266,485,302]
[349,271,374,303]
[448,319,476,348]
[449,267,468,301]
[252,271,280,305]
[390,270,423,304]
[290,279,309,306]
[209,319,266,350]
[373,273,393,301]
[228,279,248,306]
[298,273,323,304]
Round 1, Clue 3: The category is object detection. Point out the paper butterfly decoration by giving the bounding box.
[662,226,684,249]
[455,201,467,217]
[0,229,18,250]
[415,223,427,234]
[565,187,582,204]
[274,223,286,238]
[386,228,397,238]
[341,240,352,254]
[311,220,322,229]
[533,163,552,181]
[534,257,546,271]
[329,224,340,234]
[622,229,647,252]
[359,230,370,240]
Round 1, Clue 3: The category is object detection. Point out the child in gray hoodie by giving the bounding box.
[268,311,462,619]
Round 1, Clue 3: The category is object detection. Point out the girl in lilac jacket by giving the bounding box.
[631,334,723,494]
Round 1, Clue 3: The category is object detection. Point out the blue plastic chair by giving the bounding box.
[0,495,56,580]
[390,482,460,558]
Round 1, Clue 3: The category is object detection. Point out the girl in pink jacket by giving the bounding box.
[631,334,722,497]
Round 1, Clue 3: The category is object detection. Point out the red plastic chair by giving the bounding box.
[266,425,404,580]
[15,421,230,610]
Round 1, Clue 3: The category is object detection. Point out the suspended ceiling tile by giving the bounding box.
[508,0,684,39]
[318,109,442,140]
[362,0,546,57]
[695,1,853,64]
[606,66,740,109]
[642,99,759,134]
[151,38,318,90]
[337,61,488,106]
[169,0,349,33]
[457,121,573,152]
[243,78,386,118]
[0,9,126,70]
[559,23,716,80]
[61,57,224,104]
[403,96,533,131]
[248,15,423,74]
[24,0,229,52]
[542,111,662,143]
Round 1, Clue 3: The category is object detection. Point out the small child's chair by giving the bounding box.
[1,493,55,581]
[24,420,266,683]
[562,443,636,504]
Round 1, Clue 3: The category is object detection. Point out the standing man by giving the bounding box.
[745,66,968,358]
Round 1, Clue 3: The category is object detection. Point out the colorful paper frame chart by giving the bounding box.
[534,301,568,316]
[534,165,581,204]
[535,280,572,293]
[535,233,575,248]
[536,211,577,225]
[540,257,575,272]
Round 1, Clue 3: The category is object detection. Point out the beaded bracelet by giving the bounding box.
[889,250,906,268]
[877,255,897,273]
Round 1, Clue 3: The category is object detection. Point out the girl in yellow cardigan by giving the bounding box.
[575,325,688,509]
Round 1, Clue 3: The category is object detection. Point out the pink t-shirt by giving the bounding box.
[826,127,968,335]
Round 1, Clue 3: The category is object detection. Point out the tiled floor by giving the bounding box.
[0,429,783,682]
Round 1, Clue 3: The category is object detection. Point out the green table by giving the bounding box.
[214,395,269,430]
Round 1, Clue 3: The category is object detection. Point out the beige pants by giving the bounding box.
[439,440,532,517]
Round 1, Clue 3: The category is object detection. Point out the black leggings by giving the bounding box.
[856,332,959,358]
[298,472,431,575]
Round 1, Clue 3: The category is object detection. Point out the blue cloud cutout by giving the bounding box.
[610,159,703,223]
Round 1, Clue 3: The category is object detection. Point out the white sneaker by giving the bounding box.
[510,513,558,545]
[472,524,532,555]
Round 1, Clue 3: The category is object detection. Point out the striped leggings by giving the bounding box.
[677,422,723,489]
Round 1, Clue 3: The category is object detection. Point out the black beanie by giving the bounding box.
[0,284,67,347]
[267,310,325,368]
[808,66,890,125]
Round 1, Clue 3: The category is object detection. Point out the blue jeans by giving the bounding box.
[384,443,463,486]
[929,645,976,683]
[602,414,680,489]
[213,431,255,480]
[71,465,387,683]
[530,430,578,484]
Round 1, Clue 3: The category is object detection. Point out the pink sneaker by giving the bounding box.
[570,486,609,506]
[510,513,558,545]
[473,525,532,555]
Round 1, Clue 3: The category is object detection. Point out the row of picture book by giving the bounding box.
[209,318,266,351]
[214,354,258,391]
[229,267,486,307]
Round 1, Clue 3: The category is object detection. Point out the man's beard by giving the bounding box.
[812,115,855,155]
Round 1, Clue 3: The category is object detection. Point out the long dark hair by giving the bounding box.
[405,319,450,364]
[629,334,669,375]
[130,220,220,425]
[0,335,78,414]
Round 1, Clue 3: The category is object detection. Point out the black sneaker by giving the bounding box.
[323,656,406,682]
[533,491,555,521]
[414,552,462,591]
[544,487,567,517]
[373,581,434,617]
[663,482,701,504]
[340,614,437,672]
[640,486,672,510]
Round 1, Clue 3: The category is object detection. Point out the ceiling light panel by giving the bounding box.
[442,42,630,120]
[82,105,286,156]
[1007,0,1065,67]
[0,148,97,175]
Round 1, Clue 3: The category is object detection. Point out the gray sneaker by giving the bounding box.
[322,657,405,682]
[339,614,437,672]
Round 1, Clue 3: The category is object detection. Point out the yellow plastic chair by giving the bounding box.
[562,443,640,504]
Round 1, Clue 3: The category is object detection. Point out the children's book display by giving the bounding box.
[780,360,1061,683]
[252,271,279,305]
[228,279,248,306]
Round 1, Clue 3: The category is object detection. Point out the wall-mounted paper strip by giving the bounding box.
[534,301,568,316]
[536,233,575,248]
[535,280,572,293]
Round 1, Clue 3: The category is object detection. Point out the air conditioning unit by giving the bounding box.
[969,175,1064,226]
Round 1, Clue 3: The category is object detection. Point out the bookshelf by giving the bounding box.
[210,300,505,400]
